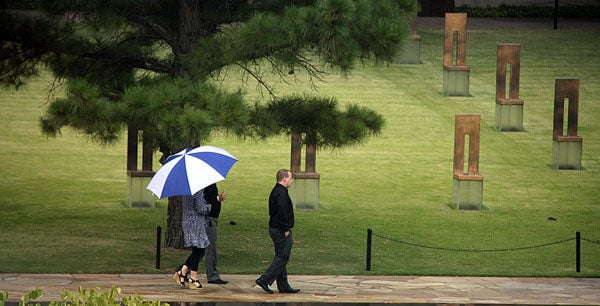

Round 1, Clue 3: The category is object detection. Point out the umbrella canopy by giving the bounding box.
[147,146,238,199]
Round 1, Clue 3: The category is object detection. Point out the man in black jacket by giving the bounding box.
[255,169,300,294]
[203,183,228,284]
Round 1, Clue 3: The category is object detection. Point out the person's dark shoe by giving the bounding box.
[279,288,300,293]
[255,278,273,294]
[208,279,228,284]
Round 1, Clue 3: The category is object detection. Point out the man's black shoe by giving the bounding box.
[255,278,273,294]
[208,279,228,284]
[279,288,300,293]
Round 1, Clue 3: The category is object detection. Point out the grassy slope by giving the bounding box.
[0,27,598,276]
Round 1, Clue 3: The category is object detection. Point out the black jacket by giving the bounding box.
[268,183,294,231]
[203,183,222,218]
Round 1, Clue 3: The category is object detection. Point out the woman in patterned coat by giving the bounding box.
[173,189,212,289]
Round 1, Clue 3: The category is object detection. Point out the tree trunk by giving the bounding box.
[164,0,203,248]
[290,132,302,172]
[306,142,316,173]
[178,0,203,54]
[305,132,318,172]
[166,196,185,248]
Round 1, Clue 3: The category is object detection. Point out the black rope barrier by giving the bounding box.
[582,237,600,244]
[371,232,574,253]
[366,229,598,273]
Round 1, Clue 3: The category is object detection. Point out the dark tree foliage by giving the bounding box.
[253,94,384,147]
[1,0,415,247]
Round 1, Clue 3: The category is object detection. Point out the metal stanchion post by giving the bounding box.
[366,228,372,271]
[156,226,162,269]
[576,231,581,273]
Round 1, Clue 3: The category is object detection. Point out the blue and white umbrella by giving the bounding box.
[147,146,238,199]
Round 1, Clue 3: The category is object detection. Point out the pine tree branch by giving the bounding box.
[127,14,181,57]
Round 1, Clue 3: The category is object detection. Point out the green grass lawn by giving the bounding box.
[1,26,599,277]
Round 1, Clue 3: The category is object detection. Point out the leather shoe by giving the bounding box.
[208,279,228,284]
[255,278,273,294]
[279,288,300,293]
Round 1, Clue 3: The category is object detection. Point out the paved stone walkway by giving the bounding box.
[1,274,600,304]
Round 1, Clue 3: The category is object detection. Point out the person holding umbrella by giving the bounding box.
[147,146,238,289]
[255,169,300,294]
[173,189,212,290]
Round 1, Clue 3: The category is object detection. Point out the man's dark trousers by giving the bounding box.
[205,216,221,282]
[259,227,293,290]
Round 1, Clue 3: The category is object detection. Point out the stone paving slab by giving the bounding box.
[1,274,599,304]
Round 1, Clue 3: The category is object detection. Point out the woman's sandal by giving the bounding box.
[188,278,204,290]
[173,269,187,287]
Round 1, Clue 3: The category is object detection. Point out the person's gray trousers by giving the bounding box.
[205,216,221,281]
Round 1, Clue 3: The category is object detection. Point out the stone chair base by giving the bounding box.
[552,137,583,170]
[452,175,483,210]
[443,66,470,96]
[495,100,524,131]
[127,170,156,208]
[290,172,320,210]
